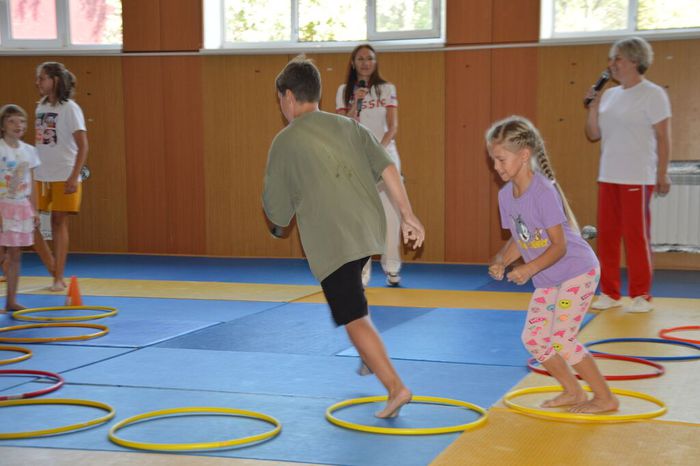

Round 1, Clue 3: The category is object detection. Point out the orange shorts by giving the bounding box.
[35,181,82,213]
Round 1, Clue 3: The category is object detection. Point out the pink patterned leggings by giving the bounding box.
[522,267,600,366]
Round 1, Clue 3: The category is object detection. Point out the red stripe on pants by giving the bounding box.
[597,182,654,300]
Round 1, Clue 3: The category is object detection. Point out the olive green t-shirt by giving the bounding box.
[263,111,393,282]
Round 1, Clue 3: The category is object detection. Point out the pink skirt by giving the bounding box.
[0,198,35,247]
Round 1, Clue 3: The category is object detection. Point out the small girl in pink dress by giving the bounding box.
[0,104,40,313]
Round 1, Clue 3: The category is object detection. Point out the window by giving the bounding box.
[0,0,122,49]
[203,0,442,49]
[541,0,700,39]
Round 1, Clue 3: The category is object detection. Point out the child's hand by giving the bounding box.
[33,215,40,228]
[401,213,425,250]
[488,263,505,280]
[506,264,533,285]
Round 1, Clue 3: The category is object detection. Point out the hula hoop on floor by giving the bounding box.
[659,325,700,345]
[0,345,32,365]
[108,406,282,451]
[0,369,64,401]
[12,306,118,322]
[503,385,666,422]
[325,395,488,435]
[0,398,115,439]
[0,323,108,343]
[584,337,700,361]
[527,354,665,380]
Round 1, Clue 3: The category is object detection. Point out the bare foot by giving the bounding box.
[49,281,67,292]
[375,388,412,419]
[569,396,619,414]
[541,391,588,408]
[5,303,26,312]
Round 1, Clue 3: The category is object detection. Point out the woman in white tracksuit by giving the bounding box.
[336,44,403,287]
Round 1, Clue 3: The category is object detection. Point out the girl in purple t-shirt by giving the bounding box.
[486,116,618,414]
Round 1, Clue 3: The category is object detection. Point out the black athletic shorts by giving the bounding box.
[321,257,370,326]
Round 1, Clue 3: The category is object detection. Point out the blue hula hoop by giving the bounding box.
[585,337,700,361]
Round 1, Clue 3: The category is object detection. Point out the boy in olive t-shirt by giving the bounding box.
[263,56,425,419]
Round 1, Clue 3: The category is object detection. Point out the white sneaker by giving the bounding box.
[386,272,401,287]
[625,296,653,313]
[592,293,622,310]
[361,261,372,287]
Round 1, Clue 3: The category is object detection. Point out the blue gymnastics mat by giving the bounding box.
[0,382,490,466]
[60,347,527,403]
[338,308,595,366]
[0,344,131,391]
[21,253,319,285]
[1,317,217,349]
[157,302,433,355]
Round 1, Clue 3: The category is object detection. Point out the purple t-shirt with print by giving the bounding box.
[498,172,599,289]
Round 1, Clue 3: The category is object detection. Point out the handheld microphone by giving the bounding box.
[356,80,366,116]
[584,71,610,107]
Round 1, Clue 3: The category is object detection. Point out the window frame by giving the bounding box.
[0,0,121,50]
[204,0,444,51]
[540,0,700,42]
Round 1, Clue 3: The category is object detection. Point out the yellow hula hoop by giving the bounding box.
[0,345,32,365]
[325,395,488,435]
[503,385,667,423]
[0,398,115,439]
[0,323,109,343]
[108,406,282,451]
[12,306,118,322]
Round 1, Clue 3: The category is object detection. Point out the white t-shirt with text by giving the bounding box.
[336,82,400,168]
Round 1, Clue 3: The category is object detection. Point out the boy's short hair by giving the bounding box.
[275,55,322,103]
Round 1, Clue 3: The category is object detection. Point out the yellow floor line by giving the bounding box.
[15,276,534,309]
[296,287,533,310]
[16,276,321,303]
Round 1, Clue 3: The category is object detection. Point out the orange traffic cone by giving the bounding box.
[65,276,83,306]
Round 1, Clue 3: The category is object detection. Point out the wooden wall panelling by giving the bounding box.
[0,56,128,253]
[446,0,493,45]
[62,57,129,252]
[161,56,206,254]
[492,0,540,44]
[122,57,169,253]
[489,47,539,256]
[536,43,609,242]
[645,39,700,161]
[122,0,161,52]
[160,0,203,51]
[306,53,350,114]
[445,50,493,263]
[380,51,446,262]
[202,55,293,257]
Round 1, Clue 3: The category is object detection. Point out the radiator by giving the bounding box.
[650,163,700,252]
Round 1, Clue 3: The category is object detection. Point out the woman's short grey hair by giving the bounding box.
[610,36,654,74]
